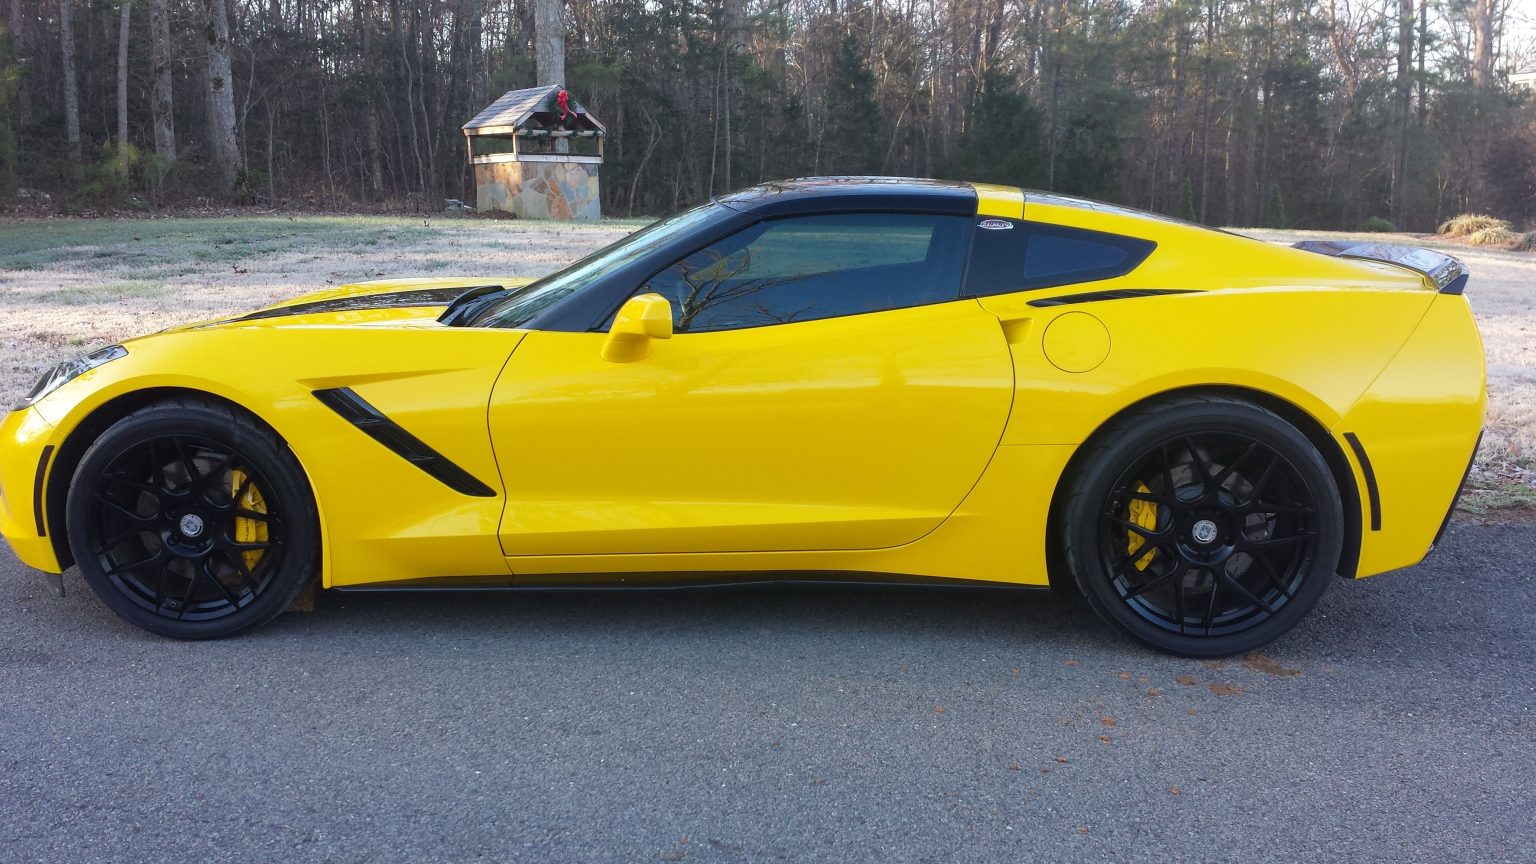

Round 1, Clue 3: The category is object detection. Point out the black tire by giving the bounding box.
[64,398,319,639]
[1060,395,1344,657]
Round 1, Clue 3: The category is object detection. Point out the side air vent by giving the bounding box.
[1028,289,1199,308]
[313,387,497,498]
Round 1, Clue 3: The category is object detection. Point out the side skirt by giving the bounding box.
[330,570,1052,593]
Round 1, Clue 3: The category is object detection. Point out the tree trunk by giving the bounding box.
[203,0,241,191]
[7,0,29,124]
[149,0,175,163]
[534,0,564,86]
[59,0,81,163]
[1470,0,1495,88]
[1416,0,1427,126]
[116,0,133,177]
[1197,0,1215,224]
[360,0,382,199]
[1392,0,1411,227]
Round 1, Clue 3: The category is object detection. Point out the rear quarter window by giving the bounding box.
[965,221,1155,297]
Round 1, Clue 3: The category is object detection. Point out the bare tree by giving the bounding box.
[148,0,175,164]
[359,0,382,199]
[59,0,80,163]
[1393,0,1412,226]
[6,0,28,124]
[116,0,134,178]
[203,0,241,190]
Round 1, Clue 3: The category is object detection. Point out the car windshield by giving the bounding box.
[471,202,723,329]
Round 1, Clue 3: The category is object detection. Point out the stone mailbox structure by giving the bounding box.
[463,85,605,219]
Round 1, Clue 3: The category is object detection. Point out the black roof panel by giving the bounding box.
[716,176,977,217]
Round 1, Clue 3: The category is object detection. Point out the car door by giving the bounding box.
[487,211,1015,557]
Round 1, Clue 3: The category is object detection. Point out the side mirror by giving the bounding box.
[602,293,674,363]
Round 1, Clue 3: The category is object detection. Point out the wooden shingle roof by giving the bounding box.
[462,85,606,135]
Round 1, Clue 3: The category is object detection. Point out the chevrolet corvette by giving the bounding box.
[0,178,1485,655]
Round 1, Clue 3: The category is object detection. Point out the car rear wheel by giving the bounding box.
[65,399,319,639]
[1060,395,1344,657]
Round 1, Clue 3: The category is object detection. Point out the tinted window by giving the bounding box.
[964,220,1155,296]
[633,212,968,332]
[474,202,722,329]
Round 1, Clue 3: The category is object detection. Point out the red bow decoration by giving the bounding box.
[557,89,572,123]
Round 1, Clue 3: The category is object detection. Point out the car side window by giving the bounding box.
[632,212,969,332]
[965,220,1155,297]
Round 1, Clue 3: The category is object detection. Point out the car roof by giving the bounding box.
[716,177,978,217]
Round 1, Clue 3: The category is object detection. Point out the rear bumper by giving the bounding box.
[0,407,65,573]
[1339,293,1486,577]
[1430,431,1481,553]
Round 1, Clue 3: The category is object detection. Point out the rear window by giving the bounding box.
[965,221,1155,297]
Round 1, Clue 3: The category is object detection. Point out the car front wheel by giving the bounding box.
[65,398,319,638]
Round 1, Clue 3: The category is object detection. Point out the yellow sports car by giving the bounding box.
[0,178,1485,655]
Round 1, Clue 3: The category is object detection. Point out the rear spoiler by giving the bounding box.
[1292,240,1468,294]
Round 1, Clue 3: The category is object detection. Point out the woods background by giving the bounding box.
[0,0,1531,229]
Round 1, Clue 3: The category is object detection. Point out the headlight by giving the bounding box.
[12,345,128,412]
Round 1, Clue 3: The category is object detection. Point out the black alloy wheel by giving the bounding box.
[1061,396,1344,656]
[66,399,318,638]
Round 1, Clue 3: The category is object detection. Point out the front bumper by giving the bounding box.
[0,406,65,573]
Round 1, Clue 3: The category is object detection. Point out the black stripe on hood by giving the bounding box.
[219,285,501,324]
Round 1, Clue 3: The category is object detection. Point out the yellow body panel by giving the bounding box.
[2,286,526,586]
[1339,294,1486,574]
[489,300,1014,555]
[0,186,1486,597]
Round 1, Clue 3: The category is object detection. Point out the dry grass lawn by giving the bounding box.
[2,215,1532,512]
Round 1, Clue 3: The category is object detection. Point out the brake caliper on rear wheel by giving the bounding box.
[1125,481,1158,571]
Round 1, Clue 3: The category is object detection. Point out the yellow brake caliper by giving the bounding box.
[230,469,268,571]
[1125,481,1158,570]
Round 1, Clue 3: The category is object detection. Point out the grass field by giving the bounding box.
[2,215,1532,513]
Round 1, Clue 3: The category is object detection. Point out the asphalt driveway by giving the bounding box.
[1,524,1532,863]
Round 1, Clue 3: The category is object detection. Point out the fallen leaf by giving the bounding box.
[1064,659,1080,667]
[1137,676,1151,685]
[1009,762,1021,772]
[1078,824,1089,834]
[1242,652,1301,677]
[1098,734,1112,744]
[1146,688,1164,697]
[1207,682,1243,696]
[1100,717,1116,726]
[1187,708,1197,716]
[1012,667,1021,676]
[933,706,947,714]
[1175,674,1198,686]
[1203,660,1227,670]
[1169,786,1182,795]
[1060,716,1075,725]
[1117,671,1132,680]
[1039,767,1051,774]
[1056,756,1069,764]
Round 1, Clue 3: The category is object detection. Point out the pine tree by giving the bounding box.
[942,70,1046,189]
[819,32,882,175]
[1266,184,1287,228]
[1179,178,1198,223]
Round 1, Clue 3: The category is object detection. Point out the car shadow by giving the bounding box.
[275,579,1121,654]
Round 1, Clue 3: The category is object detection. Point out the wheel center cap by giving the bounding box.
[1191,519,1220,545]
[178,513,206,538]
